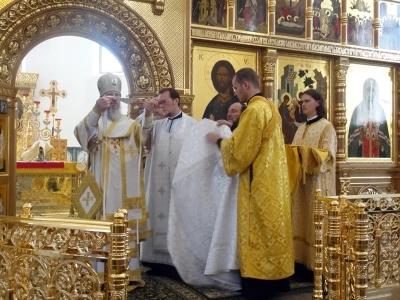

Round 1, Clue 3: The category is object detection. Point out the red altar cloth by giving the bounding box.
[17,161,65,169]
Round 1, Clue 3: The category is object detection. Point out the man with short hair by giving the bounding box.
[206,68,294,299]
[141,88,196,278]
[74,72,151,288]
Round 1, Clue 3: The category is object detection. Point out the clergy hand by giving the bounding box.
[205,132,221,143]
[216,120,233,128]
[143,98,158,117]
[94,97,111,113]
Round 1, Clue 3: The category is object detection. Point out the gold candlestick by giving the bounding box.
[54,118,62,139]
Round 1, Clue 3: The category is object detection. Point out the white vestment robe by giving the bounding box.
[74,109,150,283]
[168,119,241,291]
[141,112,196,265]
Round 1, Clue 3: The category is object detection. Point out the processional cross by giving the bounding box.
[82,191,94,206]
[39,80,68,115]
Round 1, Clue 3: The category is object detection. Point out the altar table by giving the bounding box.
[16,161,85,216]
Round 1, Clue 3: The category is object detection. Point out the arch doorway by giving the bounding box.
[0,0,174,215]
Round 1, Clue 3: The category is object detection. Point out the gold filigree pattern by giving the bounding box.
[50,138,67,161]
[314,190,369,300]
[16,164,81,216]
[191,27,400,63]
[16,72,39,88]
[127,0,184,89]
[180,95,194,116]
[334,58,349,163]
[0,0,173,94]
[0,210,130,299]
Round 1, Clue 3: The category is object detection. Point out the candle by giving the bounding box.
[33,101,40,110]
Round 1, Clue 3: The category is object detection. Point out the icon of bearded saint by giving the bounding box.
[202,60,239,121]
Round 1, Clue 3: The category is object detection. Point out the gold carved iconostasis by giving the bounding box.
[190,0,400,194]
[0,0,399,217]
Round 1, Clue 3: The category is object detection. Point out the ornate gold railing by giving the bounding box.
[313,190,400,299]
[0,205,130,299]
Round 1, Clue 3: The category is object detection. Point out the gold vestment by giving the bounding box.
[220,95,294,280]
[291,118,337,270]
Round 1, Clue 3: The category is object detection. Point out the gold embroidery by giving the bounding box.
[220,96,294,280]
[111,139,120,154]
[291,119,337,269]
[92,107,101,116]
[105,118,120,136]
[101,136,111,196]
[126,145,138,158]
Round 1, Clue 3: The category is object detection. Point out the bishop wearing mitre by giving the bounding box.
[74,73,152,288]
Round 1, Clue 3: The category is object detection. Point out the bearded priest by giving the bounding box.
[74,73,151,289]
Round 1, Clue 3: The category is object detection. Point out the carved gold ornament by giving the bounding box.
[0,0,173,94]
[72,172,102,219]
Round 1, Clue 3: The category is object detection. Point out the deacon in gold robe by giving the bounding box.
[206,68,294,300]
[74,73,151,288]
[291,89,337,276]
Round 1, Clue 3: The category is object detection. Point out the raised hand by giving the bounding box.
[143,97,158,117]
[94,96,112,113]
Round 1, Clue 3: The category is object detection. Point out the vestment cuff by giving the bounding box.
[92,107,101,116]
[87,109,101,127]
[143,116,154,129]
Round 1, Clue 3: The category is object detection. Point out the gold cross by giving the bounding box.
[82,191,94,206]
[39,80,67,114]
[125,145,138,158]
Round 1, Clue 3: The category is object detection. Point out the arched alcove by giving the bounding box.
[0,0,174,215]
[0,0,174,94]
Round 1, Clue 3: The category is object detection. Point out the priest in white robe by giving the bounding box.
[141,88,196,277]
[74,73,151,287]
[168,119,241,291]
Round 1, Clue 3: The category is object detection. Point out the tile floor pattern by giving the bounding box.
[128,270,400,299]
[128,271,313,299]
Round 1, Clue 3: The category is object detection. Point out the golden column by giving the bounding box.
[227,0,235,30]
[108,210,129,300]
[327,200,341,300]
[313,189,324,300]
[305,0,313,39]
[0,83,17,216]
[268,0,276,35]
[354,202,368,300]
[398,67,400,166]
[334,57,350,163]
[261,49,277,100]
[373,0,381,49]
[341,0,348,44]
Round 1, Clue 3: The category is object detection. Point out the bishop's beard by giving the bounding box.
[106,106,122,121]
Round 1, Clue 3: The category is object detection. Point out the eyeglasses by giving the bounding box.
[158,99,172,105]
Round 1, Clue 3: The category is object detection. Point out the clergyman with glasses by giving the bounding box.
[141,87,196,278]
